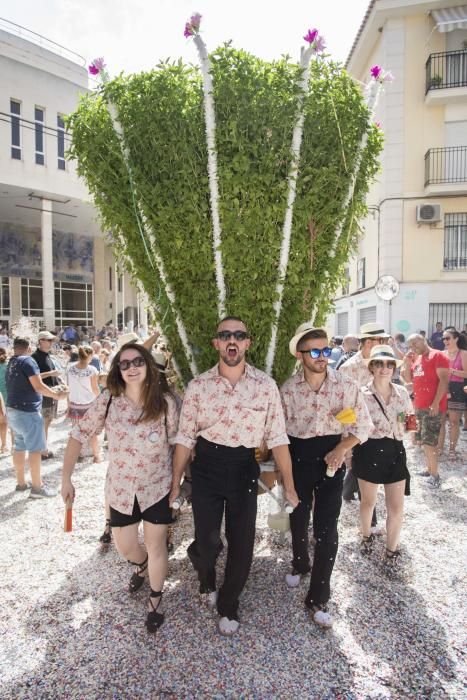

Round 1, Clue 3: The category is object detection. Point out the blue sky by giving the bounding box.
[2,0,370,74]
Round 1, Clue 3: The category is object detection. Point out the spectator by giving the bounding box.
[0,327,10,349]
[66,345,101,462]
[401,334,449,488]
[32,331,62,459]
[0,347,8,453]
[90,341,102,372]
[330,336,343,365]
[335,335,359,370]
[6,336,67,497]
[439,329,467,458]
[430,322,444,350]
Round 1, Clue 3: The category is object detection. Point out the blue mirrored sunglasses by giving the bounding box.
[299,346,332,359]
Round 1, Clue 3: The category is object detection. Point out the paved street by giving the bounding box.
[0,405,465,699]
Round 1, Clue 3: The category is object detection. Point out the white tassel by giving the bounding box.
[193,33,227,319]
[265,45,315,375]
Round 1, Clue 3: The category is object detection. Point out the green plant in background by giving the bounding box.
[68,24,384,386]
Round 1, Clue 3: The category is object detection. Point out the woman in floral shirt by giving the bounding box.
[352,345,413,566]
[62,343,179,633]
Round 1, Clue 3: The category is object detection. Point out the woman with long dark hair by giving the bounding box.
[440,329,467,457]
[61,343,179,633]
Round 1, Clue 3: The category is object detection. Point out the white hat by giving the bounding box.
[38,331,56,340]
[289,322,327,356]
[359,322,390,340]
[363,344,402,368]
[153,351,168,373]
[117,332,142,349]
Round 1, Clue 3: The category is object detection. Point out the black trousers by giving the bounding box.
[289,435,344,606]
[190,437,259,620]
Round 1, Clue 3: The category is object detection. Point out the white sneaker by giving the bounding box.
[200,591,217,609]
[370,524,386,536]
[427,475,441,488]
[218,616,239,636]
[285,571,301,588]
[312,607,333,629]
[29,485,56,499]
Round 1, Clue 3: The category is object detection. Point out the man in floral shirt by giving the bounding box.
[280,324,371,628]
[171,316,298,637]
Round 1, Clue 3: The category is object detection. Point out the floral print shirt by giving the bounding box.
[175,363,289,450]
[71,390,179,514]
[280,368,372,444]
[361,381,414,441]
[339,351,373,387]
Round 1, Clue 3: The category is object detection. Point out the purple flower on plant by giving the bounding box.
[370,65,382,79]
[375,121,382,129]
[303,28,326,54]
[370,65,395,84]
[88,57,106,76]
[184,12,202,38]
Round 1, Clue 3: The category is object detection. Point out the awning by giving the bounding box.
[431,5,467,32]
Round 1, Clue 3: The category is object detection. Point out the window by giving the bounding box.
[35,107,45,165]
[342,267,350,296]
[117,275,122,293]
[10,99,21,160]
[428,303,467,333]
[109,266,112,291]
[444,213,467,269]
[357,258,366,289]
[359,306,377,326]
[54,281,93,326]
[337,312,349,336]
[57,114,65,170]
[0,278,10,316]
[21,279,43,317]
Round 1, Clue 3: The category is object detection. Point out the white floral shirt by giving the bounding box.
[339,351,372,387]
[280,368,372,444]
[361,381,414,441]
[71,390,179,514]
[175,363,289,450]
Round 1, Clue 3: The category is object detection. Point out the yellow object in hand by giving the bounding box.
[335,407,357,424]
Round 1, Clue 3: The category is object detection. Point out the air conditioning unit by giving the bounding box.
[416,203,441,224]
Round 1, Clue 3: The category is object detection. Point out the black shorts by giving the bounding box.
[109,493,172,528]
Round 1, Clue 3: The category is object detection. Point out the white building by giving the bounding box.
[327,0,467,339]
[0,20,146,332]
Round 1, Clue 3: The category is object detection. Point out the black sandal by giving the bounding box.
[146,590,164,633]
[128,554,148,593]
[384,547,401,565]
[360,533,375,555]
[99,519,112,545]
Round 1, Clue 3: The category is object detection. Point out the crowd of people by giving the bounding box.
[2,317,466,637]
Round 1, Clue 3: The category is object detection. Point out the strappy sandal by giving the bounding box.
[384,547,401,566]
[146,590,164,633]
[99,519,112,545]
[360,533,375,555]
[128,554,148,593]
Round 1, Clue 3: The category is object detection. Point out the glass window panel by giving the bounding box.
[10,100,20,115]
[58,159,65,170]
[57,115,65,129]
[35,107,44,122]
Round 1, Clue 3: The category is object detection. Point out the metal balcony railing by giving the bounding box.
[425,49,467,93]
[424,147,467,186]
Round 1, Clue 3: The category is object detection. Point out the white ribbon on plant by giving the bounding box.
[89,59,198,378]
[192,31,227,319]
[265,30,325,375]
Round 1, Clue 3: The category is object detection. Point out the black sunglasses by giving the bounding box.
[216,330,249,341]
[299,346,332,359]
[371,360,396,369]
[118,356,146,371]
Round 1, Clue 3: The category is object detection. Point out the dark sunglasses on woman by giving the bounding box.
[118,357,146,371]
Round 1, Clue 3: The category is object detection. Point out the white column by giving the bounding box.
[139,289,148,330]
[113,263,119,328]
[41,199,55,329]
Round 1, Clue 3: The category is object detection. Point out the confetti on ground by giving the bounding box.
[0,407,465,698]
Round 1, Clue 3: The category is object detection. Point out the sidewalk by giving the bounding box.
[0,409,465,699]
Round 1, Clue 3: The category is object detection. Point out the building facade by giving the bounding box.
[327,0,467,338]
[0,21,147,331]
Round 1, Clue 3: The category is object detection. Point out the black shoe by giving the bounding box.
[128,554,148,593]
[146,590,164,633]
[99,519,112,545]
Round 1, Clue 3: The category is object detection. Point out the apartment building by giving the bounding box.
[0,20,145,331]
[328,1,467,338]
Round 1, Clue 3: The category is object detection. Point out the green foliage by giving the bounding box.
[67,47,382,385]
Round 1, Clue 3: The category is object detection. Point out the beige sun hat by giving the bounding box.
[289,322,327,356]
[38,331,56,340]
[363,344,403,368]
[153,351,168,373]
[116,332,142,349]
[359,322,391,340]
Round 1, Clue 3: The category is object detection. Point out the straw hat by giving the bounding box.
[359,322,390,340]
[116,332,142,349]
[289,322,327,356]
[363,344,402,368]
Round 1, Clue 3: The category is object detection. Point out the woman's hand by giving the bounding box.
[61,478,75,505]
[168,484,180,507]
[324,444,347,473]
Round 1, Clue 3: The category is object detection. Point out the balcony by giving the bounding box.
[425,50,467,104]
[424,147,467,195]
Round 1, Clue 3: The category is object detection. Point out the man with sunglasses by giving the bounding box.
[171,316,298,637]
[280,324,371,628]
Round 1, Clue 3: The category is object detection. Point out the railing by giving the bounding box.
[0,16,86,67]
[425,49,467,93]
[424,147,467,186]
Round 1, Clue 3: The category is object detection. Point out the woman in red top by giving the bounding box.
[441,329,467,457]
